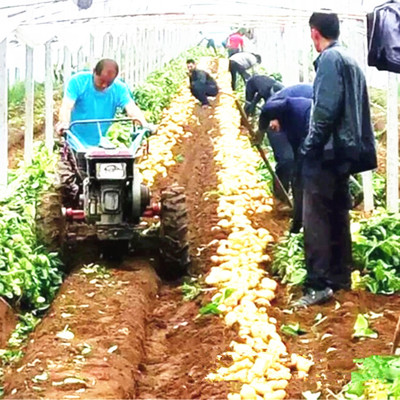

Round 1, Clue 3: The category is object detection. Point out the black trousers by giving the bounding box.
[291,159,303,233]
[229,60,251,90]
[190,81,218,105]
[302,165,352,290]
[266,129,294,202]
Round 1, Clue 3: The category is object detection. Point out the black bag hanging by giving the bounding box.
[367,0,400,73]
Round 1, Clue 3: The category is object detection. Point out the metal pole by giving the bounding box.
[386,72,399,213]
[63,46,72,86]
[45,40,54,151]
[359,17,375,212]
[0,38,8,197]
[89,33,95,67]
[24,45,34,165]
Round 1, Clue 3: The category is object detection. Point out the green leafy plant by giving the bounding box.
[272,232,307,285]
[353,314,378,339]
[0,145,63,310]
[181,280,202,301]
[106,121,132,148]
[0,312,40,365]
[199,288,235,315]
[345,356,400,399]
[280,323,307,337]
[352,213,400,294]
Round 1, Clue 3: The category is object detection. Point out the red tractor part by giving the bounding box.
[63,208,86,221]
[143,203,161,217]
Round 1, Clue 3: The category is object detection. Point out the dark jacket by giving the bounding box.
[367,1,400,73]
[262,96,312,156]
[259,84,313,132]
[189,69,216,86]
[301,42,377,174]
[272,84,313,100]
[244,75,284,114]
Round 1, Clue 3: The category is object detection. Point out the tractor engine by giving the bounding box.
[82,148,150,240]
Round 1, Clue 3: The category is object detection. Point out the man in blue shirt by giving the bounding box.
[56,59,149,147]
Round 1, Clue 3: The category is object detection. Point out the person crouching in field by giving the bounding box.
[186,59,219,108]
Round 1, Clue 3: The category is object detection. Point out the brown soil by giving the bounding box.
[4,259,159,399]
[0,299,17,348]
[137,101,236,400]
[271,288,400,399]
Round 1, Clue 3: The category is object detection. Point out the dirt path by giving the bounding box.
[136,98,237,399]
[4,259,159,399]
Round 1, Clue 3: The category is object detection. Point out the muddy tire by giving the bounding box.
[159,186,190,279]
[36,190,64,251]
[58,142,80,208]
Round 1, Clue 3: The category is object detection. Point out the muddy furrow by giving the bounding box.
[4,259,158,399]
[136,62,236,399]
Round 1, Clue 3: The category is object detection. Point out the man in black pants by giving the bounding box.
[229,52,261,90]
[258,84,313,203]
[260,87,313,233]
[295,12,377,307]
[187,59,218,108]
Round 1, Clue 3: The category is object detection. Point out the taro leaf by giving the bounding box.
[280,323,307,337]
[175,154,184,163]
[181,281,202,301]
[199,288,234,315]
[199,302,221,315]
[353,314,378,339]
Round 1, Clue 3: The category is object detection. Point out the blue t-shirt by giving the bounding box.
[65,71,132,147]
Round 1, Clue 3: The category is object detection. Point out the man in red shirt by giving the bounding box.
[226,31,244,57]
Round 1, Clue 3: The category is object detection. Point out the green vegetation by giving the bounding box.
[345,356,400,399]
[351,213,400,294]
[0,146,63,310]
[8,81,62,135]
[272,212,400,294]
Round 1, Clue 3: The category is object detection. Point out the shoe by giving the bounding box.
[292,287,334,308]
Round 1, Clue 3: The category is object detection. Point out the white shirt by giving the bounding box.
[230,52,257,69]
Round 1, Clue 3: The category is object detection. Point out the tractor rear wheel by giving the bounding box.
[36,190,64,252]
[159,186,190,279]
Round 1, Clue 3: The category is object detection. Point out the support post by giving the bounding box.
[45,40,54,151]
[0,38,8,197]
[386,72,399,213]
[360,18,375,212]
[24,45,34,165]
[63,46,72,86]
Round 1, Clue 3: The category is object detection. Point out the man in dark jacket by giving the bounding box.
[294,12,377,307]
[244,75,284,116]
[187,59,218,108]
[260,85,313,233]
[258,84,313,203]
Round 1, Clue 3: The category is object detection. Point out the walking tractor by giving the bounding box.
[52,118,190,276]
